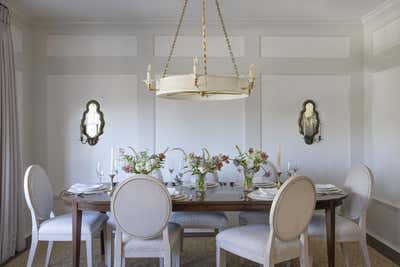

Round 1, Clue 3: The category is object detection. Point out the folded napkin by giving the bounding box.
[167,187,180,196]
[315,184,343,194]
[258,188,277,196]
[68,183,106,194]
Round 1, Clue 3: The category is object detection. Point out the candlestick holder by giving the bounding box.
[276,172,282,189]
[107,174,116,195]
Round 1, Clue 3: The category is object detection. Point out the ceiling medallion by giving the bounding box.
[144,0,255,101]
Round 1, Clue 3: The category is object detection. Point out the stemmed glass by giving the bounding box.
[287,160,300,177]
[96,162,104,184]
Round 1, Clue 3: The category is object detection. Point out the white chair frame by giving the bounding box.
[309,163,374,267]
[217,176,316,267]
[24,165,106,267]
[111,175,181,267]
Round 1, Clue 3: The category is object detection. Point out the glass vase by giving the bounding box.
[196,173,207,192]
[243,169,254,192]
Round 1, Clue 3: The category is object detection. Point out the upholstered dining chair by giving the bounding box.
[308,164,374,267]
[24,165,108,267]
[238,160,278,225]
[111,175,182,267]
[216,176,316,267]
[169,172,228,249]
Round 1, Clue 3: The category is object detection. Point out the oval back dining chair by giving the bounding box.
[111,175,182,267]
[24,165,107,267]
[238,160,278,225]
[216,176,316,267]
[308,163,374,267]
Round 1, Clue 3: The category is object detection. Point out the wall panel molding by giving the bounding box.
[261,36,350,58]
[47,35,137,57]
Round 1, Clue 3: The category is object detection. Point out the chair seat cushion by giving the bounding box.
[39,211,107,236]
[217,224,300,263]
[123,223,181,252]
[308,214,360,242]
[238,211,269,225]
[170,212,228,229]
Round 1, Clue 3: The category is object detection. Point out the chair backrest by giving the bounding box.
[111,175,172,239]
[24,165,54,223]
[270,176,316,241]
[341,164,374,220]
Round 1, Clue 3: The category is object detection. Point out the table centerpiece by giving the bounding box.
[233,145,269,191]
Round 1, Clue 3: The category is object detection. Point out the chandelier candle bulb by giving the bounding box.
[249,64,254,80]
[193,57,198,75]
[146,64,151,83]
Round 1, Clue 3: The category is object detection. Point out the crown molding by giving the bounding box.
[31,17,362,27]
[362,0,400,24]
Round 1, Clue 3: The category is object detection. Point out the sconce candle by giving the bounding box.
[277,145,281,173]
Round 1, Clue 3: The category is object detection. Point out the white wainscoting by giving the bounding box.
[155,36,245,57]
[370,66,400,207]
[155,97,246,181]
[261,36,350,58]
[372,17,400,55]
[47,35,138,57]
[261,75,351,185]
[46,75,138,193]
[11,25,23,54]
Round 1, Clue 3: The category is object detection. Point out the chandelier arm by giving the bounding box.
[215,0,240,77]
[202,0,207,75]
[162,0,189,78]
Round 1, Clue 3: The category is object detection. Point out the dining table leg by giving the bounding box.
[325,203,336,267]
[72,201,83,267]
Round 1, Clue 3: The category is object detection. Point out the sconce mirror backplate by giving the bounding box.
[80,100,105,146]
[298,99,321,145]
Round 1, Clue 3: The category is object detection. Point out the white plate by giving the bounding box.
[68,183,107,193]
[248,190,276,200]
[207,182,219,188]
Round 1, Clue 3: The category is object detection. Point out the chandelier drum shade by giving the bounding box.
[144,0,255,101]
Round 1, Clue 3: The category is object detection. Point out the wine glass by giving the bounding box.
[292,160,300,176]
[96,162,104,183]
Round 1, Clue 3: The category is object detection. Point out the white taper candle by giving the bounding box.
[110,147,115,175]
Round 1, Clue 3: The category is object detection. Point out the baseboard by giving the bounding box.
[367,234,400,264]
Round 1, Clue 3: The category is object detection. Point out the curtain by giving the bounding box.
[0,4,23,263]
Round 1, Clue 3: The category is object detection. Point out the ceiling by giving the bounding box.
[13,0,384,22]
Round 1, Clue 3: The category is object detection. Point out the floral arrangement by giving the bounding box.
[119,147,168,175]
[233,145,269,190]
[175,148,229,191]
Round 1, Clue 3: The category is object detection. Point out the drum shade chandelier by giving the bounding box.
[144,0,255,101]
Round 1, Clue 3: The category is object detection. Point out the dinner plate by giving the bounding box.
[254,182,276,188]
[207,182,219,188]
[172,193,188,201]
[248,189,276,200]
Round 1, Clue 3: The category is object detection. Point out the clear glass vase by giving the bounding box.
[196,173,207,192]
[243,169,254,192]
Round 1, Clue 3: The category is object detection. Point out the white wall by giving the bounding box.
[29,21,364,217]
[363,0,400,252]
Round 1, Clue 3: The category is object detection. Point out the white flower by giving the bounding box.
[198,167,207,174]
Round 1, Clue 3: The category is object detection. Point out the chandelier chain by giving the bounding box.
[202,0,207,75]
[215,0,240,77]
[162,0,189,78]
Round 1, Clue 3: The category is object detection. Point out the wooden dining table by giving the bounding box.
[61,184,347,267]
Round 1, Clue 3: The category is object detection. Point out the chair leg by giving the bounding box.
[45,241,54,266]
[121,256,126,267]
[105,225,113,267]
[163,253,172,267]
[359,237,371,267]
[86,237,93,267]
[216,245,226,267]
[180,228,184,252]
[300,232,310,267]
[26,236,38,267]
[339,242,350,267]
[172,248,180,267]
[159,257,164,267]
